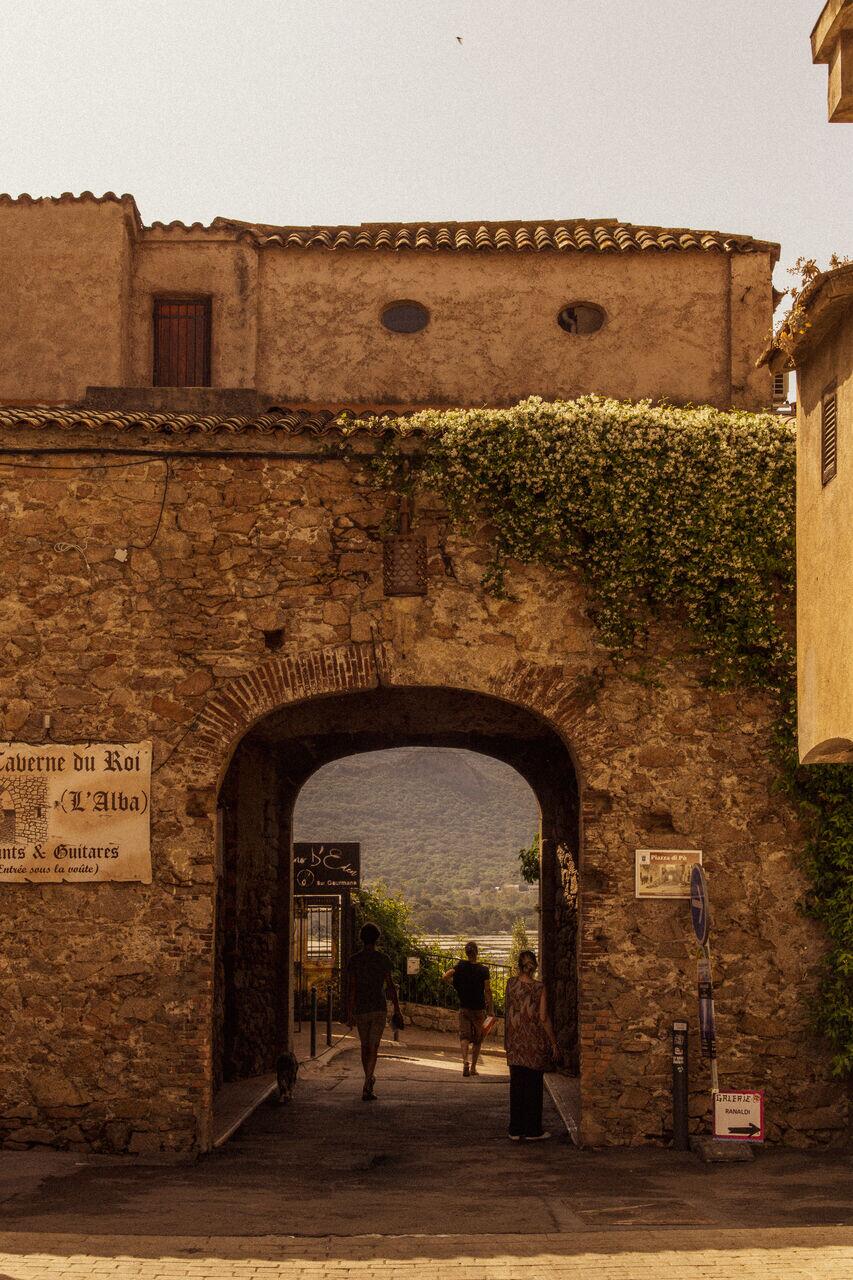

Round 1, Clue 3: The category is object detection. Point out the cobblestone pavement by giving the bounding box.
[0,1228,851,1279]
[0,1034,849,1278]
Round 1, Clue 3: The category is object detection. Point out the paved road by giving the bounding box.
[0,1032,849,1278]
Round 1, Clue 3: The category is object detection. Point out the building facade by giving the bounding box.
[812,0,853,122]
[0,192,777,412]
[0,193,847,1156]
[763,264,853,762]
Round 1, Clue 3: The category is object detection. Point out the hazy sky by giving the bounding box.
[2,1,850,289]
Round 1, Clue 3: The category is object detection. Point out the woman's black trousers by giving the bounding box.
[508,1064,545,1138]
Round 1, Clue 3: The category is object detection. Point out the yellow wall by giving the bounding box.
[130,234,258,389]
[796,303,853,761]
[0,198,775,411]
[256,247,739,408]
[0,197,133,402]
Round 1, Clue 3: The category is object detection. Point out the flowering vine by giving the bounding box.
[350,395,853,1076]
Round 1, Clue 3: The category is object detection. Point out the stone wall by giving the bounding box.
[401,1002,505,1042]
[215,742,288,1087]
[0,415,847,1153]
[0,777,49,844]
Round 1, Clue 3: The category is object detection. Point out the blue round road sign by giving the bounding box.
[690,864,710,945]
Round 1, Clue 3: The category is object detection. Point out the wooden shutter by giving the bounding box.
[153,298,211,387]
[821,389,837,486]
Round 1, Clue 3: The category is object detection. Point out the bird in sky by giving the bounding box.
[456,36,463,44]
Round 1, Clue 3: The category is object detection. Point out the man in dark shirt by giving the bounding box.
[345,922,402,1101]
[443,941,493,1077]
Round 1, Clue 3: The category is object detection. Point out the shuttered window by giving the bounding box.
[153,298,211,387]
[821,388,837,487]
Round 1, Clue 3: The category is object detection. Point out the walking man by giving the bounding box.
[345,922,402,1102]
[443,941,493,1077]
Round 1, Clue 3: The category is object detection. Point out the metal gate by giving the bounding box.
[293,895,342,1024]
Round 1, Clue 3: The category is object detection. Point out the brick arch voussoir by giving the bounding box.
[176,642,386,789]
[171,642,595,794]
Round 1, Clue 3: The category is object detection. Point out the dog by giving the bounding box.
[276,1051,299,1103]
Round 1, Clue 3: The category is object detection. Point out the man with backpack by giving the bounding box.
[443,941,493,1077]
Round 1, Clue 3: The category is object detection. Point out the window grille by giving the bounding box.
[821,389,838,486]
[153,298,211,387]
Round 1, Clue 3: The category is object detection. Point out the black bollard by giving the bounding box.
[672,1019,689,1150]
[310,986,318,1059]
[326,983,333,1046]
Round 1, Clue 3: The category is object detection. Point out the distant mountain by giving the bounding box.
[293,747,539,931]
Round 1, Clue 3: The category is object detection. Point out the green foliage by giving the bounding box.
[353,880,459,1003]
[508,918,531,975]
[353,396,853,1076]
[518,833,540,885]
[782,741,853,1075]
[353,880,421,977]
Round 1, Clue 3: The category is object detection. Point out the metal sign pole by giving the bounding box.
[690,863,719,1096]
[700,942,719,1096]
[671,1020,689,1150]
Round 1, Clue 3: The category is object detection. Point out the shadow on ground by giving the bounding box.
[0,1031,850,1241]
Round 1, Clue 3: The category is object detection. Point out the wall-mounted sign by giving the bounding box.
[635,848,702,899]
[293,842,360,892]
[713,1090,764,1141]
[0,742,152,883]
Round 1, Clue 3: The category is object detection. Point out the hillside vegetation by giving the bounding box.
[293,747,539,931]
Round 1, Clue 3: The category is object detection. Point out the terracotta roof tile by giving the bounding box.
[0,197,780,260]
[0,405,401,438]
[759,262,853,368]
[0,190,137,207]
[218,218,778,258]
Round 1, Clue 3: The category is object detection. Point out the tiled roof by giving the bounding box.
[0,406,399,437]
[0,196,780,259]
[759,263,853,369]
[219,218,779,258]
[0,190,135,206]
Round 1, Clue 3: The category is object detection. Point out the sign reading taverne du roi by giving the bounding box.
[0,742,152,883]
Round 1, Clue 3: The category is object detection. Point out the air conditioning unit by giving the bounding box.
[772,370,791,405]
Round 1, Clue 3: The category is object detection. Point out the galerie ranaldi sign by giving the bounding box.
[0,742,152,883]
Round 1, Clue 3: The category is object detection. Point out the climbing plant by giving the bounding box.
[773,253,852,362]
[348,395,853,1076]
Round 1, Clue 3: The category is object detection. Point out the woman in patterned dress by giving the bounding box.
[504,949,560,1140]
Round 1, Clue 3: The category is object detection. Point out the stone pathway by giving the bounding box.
[0,1228,850,1278]
[0,1032,849,1278]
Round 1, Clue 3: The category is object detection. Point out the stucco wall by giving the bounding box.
[796,304,853,761]
[255,247,747,409]
[0,419,844,1154]
[129,234,258,390]
[0,199,774,411]
[0,197,134,403]
[730,254,776,409]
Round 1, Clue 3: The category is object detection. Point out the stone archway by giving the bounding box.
[213,683,581,1092]
[163,641,593,1150]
